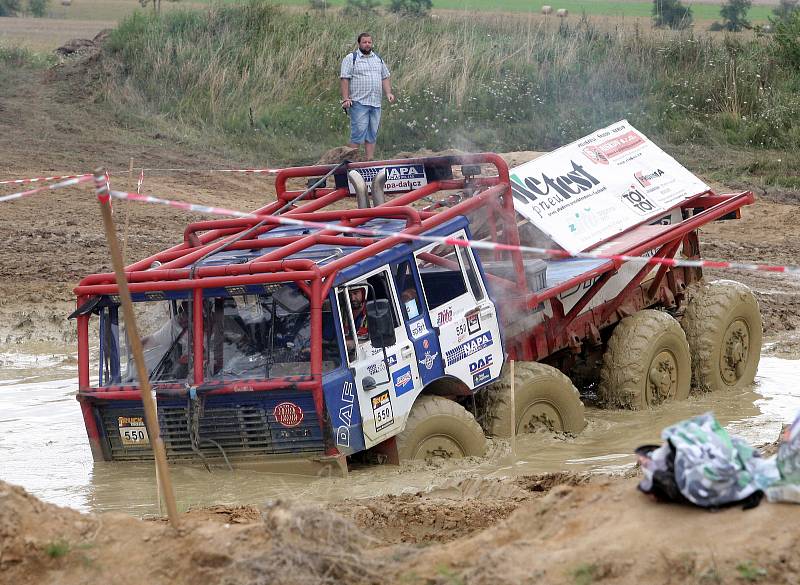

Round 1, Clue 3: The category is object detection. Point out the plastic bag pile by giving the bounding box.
[637,411,800,509]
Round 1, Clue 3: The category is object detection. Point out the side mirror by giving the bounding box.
[366,299,396,348]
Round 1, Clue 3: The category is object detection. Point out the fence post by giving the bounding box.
[509,359,516,456]
[93,168,180,527]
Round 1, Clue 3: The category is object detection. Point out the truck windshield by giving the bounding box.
[203,289,340,380]
[96,299,190,386]
[96,286,341,386]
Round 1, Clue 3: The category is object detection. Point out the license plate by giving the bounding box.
[118,416,150,446]
[371,390,394,433]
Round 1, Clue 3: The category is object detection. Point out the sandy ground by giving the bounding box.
[1,36,800,585]
[3,471,799,585]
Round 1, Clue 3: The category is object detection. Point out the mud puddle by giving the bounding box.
[1,350,798,516]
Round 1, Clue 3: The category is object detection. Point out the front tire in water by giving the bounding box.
[599,309,691,409]
[681,280,762,392]
[395,395,487,461]
[485,362,586,437]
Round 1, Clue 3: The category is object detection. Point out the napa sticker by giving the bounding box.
[445,332,493,366]
[469,354,494,386]
[348,164,428,194]
[392,365,414,397]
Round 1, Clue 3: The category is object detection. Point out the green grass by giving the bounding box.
[97,2,800,166]
[0,44,55,67]
[572,563,599,585]
[736,561,768,582]
[43,539,71,559]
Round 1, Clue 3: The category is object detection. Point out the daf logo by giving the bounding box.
[469,354,493,374]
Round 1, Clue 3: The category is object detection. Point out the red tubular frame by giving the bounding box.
[75,154,512,459]
[74,152,755,460]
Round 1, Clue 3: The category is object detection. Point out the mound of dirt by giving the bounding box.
[3,474,800,585]
[0,479,392,585]
[54,30,110,58]
[400,479,800,585]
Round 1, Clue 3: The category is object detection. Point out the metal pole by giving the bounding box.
[93,168,180,527]
[509,360,516,457]
[123,157,133,264]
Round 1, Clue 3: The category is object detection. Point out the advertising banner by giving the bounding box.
[348,164,428,194]
[509,120,709,254]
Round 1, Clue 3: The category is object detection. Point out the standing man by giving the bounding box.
[340,32,395,160]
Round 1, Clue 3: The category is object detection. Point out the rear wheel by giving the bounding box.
[681,280,762,392]
[599,310,691,409]
[485,362,586,437]
[395,395,487,461]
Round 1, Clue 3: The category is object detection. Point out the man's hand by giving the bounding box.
[341,98,353,109]
[387,93,395,103]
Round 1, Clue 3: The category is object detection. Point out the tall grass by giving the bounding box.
[102,2,800,163]
[0,44,56,68]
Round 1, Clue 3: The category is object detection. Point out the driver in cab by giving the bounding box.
[348,287,369,342]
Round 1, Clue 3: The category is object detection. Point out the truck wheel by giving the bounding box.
[485,362,586,437]
[681,280,762,392]
[395,395,487,461]
[599,310,691,409]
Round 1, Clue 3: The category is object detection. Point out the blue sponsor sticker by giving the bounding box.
[473,370,493,386]
[469,354,494,386]
[392,365,414,397]
[445,332,493,366]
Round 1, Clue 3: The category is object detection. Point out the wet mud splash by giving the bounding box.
[1,349,798,517]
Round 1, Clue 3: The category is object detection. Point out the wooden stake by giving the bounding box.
[509,359,516,456]
[94,168,180,527]
[122,158,133,264]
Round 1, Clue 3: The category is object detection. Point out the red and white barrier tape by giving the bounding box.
[105,188,800,277]
[0,173,92,186]
[0,175,94,203]
[1,167,281,187]
[126,167,282,174]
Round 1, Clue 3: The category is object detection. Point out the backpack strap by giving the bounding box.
[352,50,383,65]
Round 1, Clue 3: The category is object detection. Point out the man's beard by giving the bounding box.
[359,47,372,55]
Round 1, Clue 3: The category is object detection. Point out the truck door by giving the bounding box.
[414,232,504,389]
[391,258,444,386]
[336,266,423,449]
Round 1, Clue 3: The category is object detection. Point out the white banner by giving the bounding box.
[509,120,709,254]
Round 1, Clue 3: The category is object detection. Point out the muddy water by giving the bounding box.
[1,350,798,516]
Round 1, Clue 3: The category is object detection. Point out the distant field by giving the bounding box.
[12,0,780,24]
[0,0,779,52]
[263,0,776,21]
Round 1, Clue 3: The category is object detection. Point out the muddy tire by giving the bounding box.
[599,310,691,409]
[485,362,585,437]
[681,280,762,393]
[395,395,487,461]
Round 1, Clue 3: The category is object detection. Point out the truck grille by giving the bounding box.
[99,397,324,462]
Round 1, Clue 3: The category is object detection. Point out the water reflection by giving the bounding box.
[1,351,798,516]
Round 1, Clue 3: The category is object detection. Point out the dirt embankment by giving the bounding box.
[2,54,799,350]
[3,473,799,585]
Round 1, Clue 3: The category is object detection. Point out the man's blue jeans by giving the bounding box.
[349,102,381,144]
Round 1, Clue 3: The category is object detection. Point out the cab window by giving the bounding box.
[338,271,400,363]
[393,260,421,320]
[416,243,468,309]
